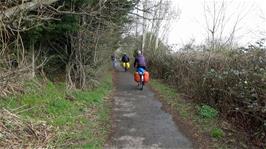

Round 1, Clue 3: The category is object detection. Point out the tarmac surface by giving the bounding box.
[105,67,193,149]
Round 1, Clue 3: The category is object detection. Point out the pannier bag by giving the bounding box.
[134,72,140,82]
[122,62,130,69]
[134,71,150,83]
[143,71,150,83]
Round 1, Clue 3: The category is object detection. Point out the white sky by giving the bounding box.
[168,0,266,48]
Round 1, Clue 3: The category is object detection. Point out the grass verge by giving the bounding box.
[0,73,113,149]
[149,79,251,149]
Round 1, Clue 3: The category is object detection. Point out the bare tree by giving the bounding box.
[148,0,178,51]
[0,0,59,20]
[0,0,138,93]
[203,0,252,50]
[141,0,148,53]
[133,0,178,54]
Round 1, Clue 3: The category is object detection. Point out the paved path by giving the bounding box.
[105,67,193,149]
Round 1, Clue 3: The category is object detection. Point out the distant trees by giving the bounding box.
[132,0,179,53]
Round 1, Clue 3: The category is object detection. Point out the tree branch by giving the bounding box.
[0,0,59,20]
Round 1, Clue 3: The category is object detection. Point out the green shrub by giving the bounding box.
[199,105,218,119]
[211,128,224,139]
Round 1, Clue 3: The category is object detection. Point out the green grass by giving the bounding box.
[0,73,113,148]
[211,128,225,139]
[150,80,227,147]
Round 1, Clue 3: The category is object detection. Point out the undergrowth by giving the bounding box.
[0,73,113,148]
[148,47,266,147]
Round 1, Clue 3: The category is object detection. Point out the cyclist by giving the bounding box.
[121,53,130,71]
[134,50,147,90]
[111,53,116,68]
[134,50,146,71]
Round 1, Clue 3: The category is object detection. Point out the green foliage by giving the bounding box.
[25,15,79,43]
[48,15,80,34]
[0,73,113,147]
[199,105,218,119]
[74,74,112,102]
[211,128,225,139]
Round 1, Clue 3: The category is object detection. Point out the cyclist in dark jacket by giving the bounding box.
[134,50,146,70]
[134,50,148,90]
[121,53,130,63]
[121,53,130,71]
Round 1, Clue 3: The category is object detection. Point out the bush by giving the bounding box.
[199,105,218,119]
[211,128,224,139]
[147,43,266,147]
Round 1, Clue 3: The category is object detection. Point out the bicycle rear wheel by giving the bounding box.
[140,82,144,90]
[140,75,144,90]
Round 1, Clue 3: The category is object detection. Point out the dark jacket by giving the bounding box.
[134,54,146,67]
[121,55,130,62]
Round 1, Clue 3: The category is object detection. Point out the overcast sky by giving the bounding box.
[168,0,266,48]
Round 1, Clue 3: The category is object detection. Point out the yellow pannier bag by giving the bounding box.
[122,62,130,69]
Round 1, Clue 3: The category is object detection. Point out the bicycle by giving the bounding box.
[134,68,149,90]
[137,72,145,90]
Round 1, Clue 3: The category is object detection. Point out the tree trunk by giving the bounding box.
[141,0,148,53]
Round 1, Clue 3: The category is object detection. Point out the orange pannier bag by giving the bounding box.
[134,72,140,82]
[144,71,150,83]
